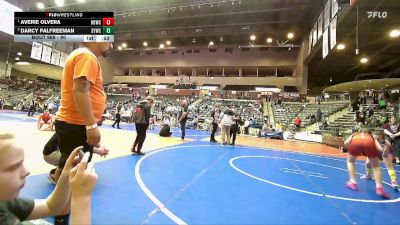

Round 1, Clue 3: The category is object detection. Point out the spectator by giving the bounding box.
[131,96,154,155]
[178,99,189,140]
[378,98,387,110]
[294,116,302,131]
[27,100,36,117]
[112,103,122,129]
[210,104,221,143]
[230,114,241,146]
[219,106,234,146]
[384,116,400,164]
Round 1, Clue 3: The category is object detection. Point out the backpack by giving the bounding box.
[134,106,146,124]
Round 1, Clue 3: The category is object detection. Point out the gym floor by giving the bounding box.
[2,111,400,225]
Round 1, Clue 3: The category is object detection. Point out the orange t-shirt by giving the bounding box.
[56,48,106,125]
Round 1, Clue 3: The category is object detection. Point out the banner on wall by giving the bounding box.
[318,12,323,39]
[50,49,61,65]
[30,42,42,60]
[312,23,318,46]
[330,16,337,50]
[331,0,339,18]
[324,0,331,30]
[322,28,329,59]
[41,45,52,63]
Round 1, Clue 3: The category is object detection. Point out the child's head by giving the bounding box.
[0,133,30,201]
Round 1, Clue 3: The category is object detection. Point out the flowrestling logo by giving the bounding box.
[367,11,388,19]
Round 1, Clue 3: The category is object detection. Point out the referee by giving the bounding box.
[53,41,113,225]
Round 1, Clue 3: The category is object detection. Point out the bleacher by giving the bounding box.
[0,89,31,107]
[193,98,264,129]
[298,102,348,126]
[272,102,303,128]
[271,102,348,130]
[327,105,393,132]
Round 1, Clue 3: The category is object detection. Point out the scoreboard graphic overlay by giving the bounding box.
[14,12,114,42]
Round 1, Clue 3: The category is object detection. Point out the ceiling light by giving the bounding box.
[220,36,224,42]
[166,40,171,46]
[117,46,122,50]
[209,41,214,46]
[121,43,127,48]
[192,38,196,43]
[143,41,148,47]
[287,32,294,39]
[17,52,22,56]
[37,2,45,9]
[266,37,273,43]
[15,57,20,61]
[336,43,346,50]
[76,0,85,2]
[250,35,256,41]
[360,57,369,64]
[159,44,165,49]
[55,0,64,7]
[390,29,400,38]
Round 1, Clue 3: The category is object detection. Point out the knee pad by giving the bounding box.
[44,150,61,166]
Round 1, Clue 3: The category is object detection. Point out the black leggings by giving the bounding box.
[210,122,218,141]
[43,133,59,155]
[180,121,186,139]
[112,113,121,127]
[230,125,238,145]
[133,123,149,152]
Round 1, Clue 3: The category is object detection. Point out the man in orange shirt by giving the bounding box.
[52,42,112,225]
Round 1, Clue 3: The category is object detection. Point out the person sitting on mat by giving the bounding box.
[159,116,172,137]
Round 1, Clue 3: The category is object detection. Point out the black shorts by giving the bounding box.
[384,135,395,145]
[43,133,59,155]
[231,124,239,132]
[54,120,93,168]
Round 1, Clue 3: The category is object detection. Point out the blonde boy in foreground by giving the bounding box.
[0,133,97,225]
